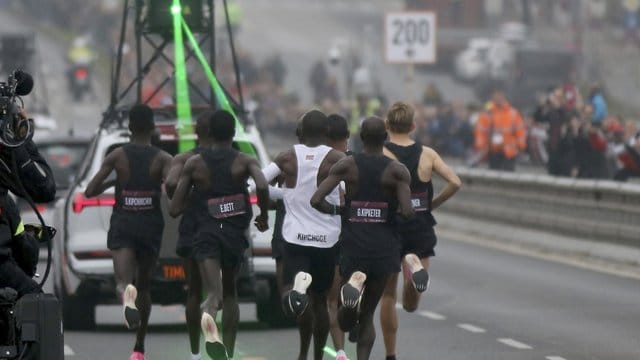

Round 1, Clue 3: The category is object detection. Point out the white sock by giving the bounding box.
[337,349,347,357]
[191,353,201,360]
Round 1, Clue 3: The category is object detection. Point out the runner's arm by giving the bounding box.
[165,153,189,198]
[248,162,281,192]
[85,150,118,198]
[248,158,270,216]
[168,157,196,218]
[268,185,285,200]
[311,159,347,215]
[160,151,174,183]
[429,148,461,209]
[248,157,270,232]
[394,163,415,220]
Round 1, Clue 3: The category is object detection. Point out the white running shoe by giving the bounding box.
[340,271,366,309]
[404,253,430,293]
[286,271,312,316]
[201,312,228,360]
[123,284,140,329]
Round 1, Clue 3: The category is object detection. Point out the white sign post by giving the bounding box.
[385,12,437,101]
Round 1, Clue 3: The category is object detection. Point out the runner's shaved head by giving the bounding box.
[195,110,213,139]
[300,109,328,140]
[360,116,388,147]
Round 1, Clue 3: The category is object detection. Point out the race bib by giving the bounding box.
[349,201,388,223]
[491,133,504,145]
[122,191,155,211]
[208,194,247,219]
[410,192,430,212]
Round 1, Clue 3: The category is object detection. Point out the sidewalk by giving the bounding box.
[436,212,640,280]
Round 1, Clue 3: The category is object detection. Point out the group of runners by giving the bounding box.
[85,101,461,360]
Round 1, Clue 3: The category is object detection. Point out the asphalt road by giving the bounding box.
[57,234,640,360]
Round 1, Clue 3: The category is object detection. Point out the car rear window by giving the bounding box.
[39,142,90,189]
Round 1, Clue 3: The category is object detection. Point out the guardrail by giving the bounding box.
[436,168,640,247]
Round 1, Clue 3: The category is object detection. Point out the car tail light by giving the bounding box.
[74,250,112,260]
[74,67,88,80]
[249,194,258,205]
[72,193,115,213]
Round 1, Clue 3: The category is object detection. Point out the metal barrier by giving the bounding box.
[436,167,640,247]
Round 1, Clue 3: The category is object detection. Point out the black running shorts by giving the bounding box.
[271,235,285,261]
[176,212,198,258]
[282,242,337,294]
[339,254,400,281]
[192,222,248,266]
[271,201,286,261]
[175,232,195,258]
[107,227,161,256]
[397,216,437,258]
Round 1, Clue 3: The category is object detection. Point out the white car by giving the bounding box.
[51,108,286,329]
[454,37,491,82]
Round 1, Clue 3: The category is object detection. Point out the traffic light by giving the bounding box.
[147,0,204,34]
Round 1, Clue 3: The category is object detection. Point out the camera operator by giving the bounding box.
[0,108,56,298]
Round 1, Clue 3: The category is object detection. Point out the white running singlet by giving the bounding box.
[282,144,341,248]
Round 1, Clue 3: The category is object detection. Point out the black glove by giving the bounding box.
[10,233,39,278]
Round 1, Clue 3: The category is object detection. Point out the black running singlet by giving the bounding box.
[385,142,436,226]
[341,153,398,258]
[193,147,252,229]
[111,143,164,238]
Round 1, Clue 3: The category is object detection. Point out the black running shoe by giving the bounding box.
[202,312,228,360]
[404,254,430,293]
[340,271,366,309]
[123,284,140,329]
[286,272,312,317]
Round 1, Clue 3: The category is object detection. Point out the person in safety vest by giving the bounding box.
[474,88,526,171]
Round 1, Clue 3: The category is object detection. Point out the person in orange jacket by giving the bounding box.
[474,89,526,171]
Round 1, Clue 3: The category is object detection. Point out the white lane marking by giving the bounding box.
[395,303,447,320]
[64,345,75,356]
[546,357,568,360]
[456,323,487,333]
[497,338,533,350]
[418,311,447,320]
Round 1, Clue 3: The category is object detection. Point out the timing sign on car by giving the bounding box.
[385,12,437,64]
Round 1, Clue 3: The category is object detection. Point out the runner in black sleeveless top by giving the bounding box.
[169,110,269,360]
[312,117,414,360]
[325,114,352,360]
[85,104,172,360]
[165,111,214,360]
[385,142,437,258]
[380,102,461,360]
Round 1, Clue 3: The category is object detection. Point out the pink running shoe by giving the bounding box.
[335,350,349,360]
[129,351,145,360]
